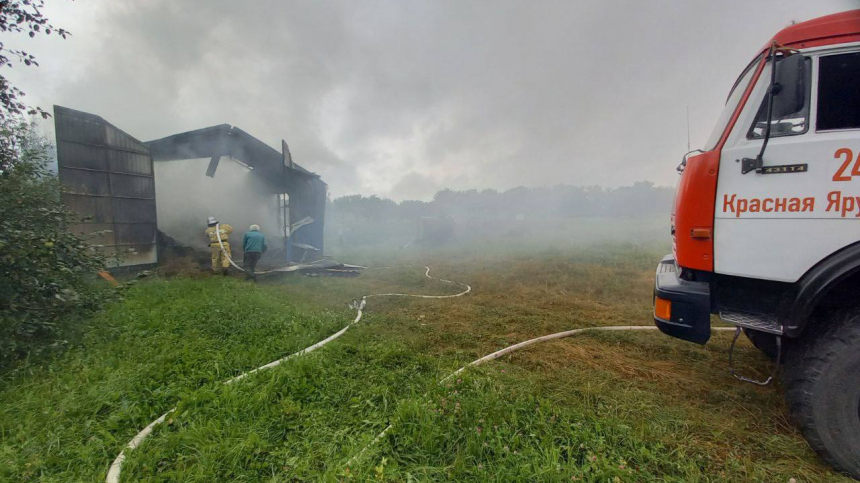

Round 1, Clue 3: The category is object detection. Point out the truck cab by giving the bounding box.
[653,10,860,480]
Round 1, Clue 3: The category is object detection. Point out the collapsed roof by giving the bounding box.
[146,124,320,184]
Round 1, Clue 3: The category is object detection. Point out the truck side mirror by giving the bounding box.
[771,53,807,118]
[741,51,809,175]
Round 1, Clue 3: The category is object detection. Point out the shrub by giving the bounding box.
[0,121,109,366]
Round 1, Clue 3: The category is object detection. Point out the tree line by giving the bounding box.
[329,181,674,222]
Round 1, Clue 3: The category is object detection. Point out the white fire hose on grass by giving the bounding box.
[344,324,737,468]
[105,265,470,483]
[105,261,733,482]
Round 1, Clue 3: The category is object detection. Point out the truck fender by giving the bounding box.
[784,241,860,336]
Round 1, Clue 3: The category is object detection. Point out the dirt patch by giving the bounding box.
[156,254,209,278]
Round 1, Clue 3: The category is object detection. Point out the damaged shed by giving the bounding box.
[55,105,327,268]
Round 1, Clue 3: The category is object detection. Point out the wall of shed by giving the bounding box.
[287,176,326,258]
[55,106,158,267]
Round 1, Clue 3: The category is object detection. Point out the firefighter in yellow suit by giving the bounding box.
[205,216,233,274]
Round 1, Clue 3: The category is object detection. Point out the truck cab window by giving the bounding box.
[748,56,811,139]
[703,54,763,151]
[817,52,860,131]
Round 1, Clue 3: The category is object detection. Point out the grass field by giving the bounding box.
[0,237,853,482]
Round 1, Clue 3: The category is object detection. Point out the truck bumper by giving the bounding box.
[654,255,712,345]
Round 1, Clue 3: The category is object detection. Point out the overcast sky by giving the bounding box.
[3,0,857,200]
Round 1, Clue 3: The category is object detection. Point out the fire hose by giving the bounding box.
[105,264,733,482]
[214,223,253,273]
[105,266,471,483]
[213,223,353,275]
[344,325,736,468]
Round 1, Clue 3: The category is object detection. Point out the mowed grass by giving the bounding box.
[1,242,854,482]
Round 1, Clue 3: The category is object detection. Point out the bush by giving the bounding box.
[0,121,109,366]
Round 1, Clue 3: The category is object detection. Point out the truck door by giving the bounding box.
[714,49,860,283]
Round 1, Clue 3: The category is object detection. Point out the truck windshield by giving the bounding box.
[703,54,762,151]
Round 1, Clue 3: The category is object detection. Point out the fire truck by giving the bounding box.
[653,10,860,479]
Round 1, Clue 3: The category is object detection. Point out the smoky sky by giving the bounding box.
[3,0,857,200]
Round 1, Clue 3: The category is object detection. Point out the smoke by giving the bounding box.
[325,182,676,256]
[5,0,854,201]
[154,157,284,260]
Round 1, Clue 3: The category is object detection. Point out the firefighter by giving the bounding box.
[205,216,233,274]
[242,224,267,281]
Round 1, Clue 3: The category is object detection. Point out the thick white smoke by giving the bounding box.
[154,157,284,260]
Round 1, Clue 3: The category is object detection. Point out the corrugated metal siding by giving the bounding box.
[110,150,152,175]
[55,106,158,267]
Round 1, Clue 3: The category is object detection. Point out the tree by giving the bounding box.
[0,121,107,365]
[0,3,103,367]
[0,0,69,123]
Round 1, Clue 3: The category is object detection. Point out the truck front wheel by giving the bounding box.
[784,308,860,480]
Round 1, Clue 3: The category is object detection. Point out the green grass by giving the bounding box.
[0,244,853,482]
[0,277,348,482]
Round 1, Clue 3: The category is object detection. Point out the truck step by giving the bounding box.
[719,309,784,335]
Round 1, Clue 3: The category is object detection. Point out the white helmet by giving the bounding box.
[207,216,217,225]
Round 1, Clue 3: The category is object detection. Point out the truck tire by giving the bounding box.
[784,308,860,480]
[743,328,779,361]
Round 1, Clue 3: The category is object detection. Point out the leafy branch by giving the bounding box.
[0,0,71,119]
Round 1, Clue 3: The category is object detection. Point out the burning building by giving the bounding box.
[55,105,326,268]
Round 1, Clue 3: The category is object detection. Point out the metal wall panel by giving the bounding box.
[57,141,108,170]
[67,222,116,246]
[59,168,111,196]
[110,173,155,198]
[62,194,114,223]
[55,106,158,267]
[109,150,152,175]
[105,124,149,154]
[114,223,156,245]
[56,112,104,146]
[113,198,157,223]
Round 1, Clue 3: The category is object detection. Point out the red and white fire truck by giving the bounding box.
[653,10,860,479]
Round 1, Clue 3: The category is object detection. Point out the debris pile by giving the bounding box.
[266,259,364,277]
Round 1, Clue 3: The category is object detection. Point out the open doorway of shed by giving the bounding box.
[153,157,285,264]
